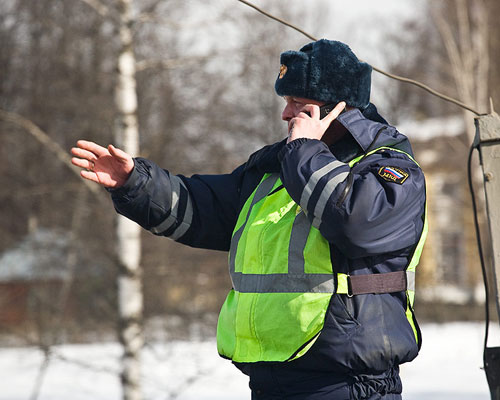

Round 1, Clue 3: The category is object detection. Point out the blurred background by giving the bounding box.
[1,0,500,399]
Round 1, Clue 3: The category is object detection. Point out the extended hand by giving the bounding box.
[287,101,346,144]
[71,140,134,188]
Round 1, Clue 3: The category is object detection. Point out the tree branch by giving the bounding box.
[78,0,110,18]
[0,109,104,199]
[136,47,257,72]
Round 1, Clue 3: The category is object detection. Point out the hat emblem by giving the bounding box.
[279,64,287,79]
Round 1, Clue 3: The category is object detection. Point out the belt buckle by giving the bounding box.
[347,274,354,297]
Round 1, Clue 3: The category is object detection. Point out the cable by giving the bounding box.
[237,0,483,116]
[467,144,490,358]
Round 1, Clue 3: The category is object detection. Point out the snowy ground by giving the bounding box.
[2,322,500,400]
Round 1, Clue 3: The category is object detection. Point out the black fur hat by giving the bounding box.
[275,39,372,109]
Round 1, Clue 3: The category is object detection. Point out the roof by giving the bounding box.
[0,228,99,282]
[398,115,465,141]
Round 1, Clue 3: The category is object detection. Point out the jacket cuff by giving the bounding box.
[106,158,143,197]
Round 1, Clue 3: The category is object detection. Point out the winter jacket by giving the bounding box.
[109,108,426,396]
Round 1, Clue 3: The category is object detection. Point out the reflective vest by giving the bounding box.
[216,147,428,363]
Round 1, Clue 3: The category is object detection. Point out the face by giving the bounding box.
[281,96,349,146]
[281,96,325,128]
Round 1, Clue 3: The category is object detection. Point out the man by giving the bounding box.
[71,39,427,399]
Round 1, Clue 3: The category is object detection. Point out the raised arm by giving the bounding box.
[71,140,245,251]
[280,139,425,258]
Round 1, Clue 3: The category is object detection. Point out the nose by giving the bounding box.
[282,103,294,121]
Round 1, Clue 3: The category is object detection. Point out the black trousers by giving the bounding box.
[251,390,402,400]
[244,363,402,400]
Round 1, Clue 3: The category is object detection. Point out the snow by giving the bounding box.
[2,322,499,400]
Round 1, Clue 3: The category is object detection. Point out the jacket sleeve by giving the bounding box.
[109,157,245,251]
[279,138,426,258]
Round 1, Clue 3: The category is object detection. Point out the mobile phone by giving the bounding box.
[319,103,336,119]
[304,103,341,119]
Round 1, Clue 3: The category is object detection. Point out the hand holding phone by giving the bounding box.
[305,103,342,119]
[288,101,346,144]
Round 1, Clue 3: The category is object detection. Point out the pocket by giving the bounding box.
[324,294,360,335]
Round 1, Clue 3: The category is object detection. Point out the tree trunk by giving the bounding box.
[114,1,143,399]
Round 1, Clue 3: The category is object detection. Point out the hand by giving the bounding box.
[287,101,346,144]
[71,140,134,188]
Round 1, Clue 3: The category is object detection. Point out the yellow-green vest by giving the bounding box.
[217,147,427,363]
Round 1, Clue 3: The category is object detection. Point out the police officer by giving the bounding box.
[72,39,427,399]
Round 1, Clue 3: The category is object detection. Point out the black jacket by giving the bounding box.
[109,109,426,395]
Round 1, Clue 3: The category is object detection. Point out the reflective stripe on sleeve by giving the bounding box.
[150,175,193,239]
[169,185,193,240]
[299,160,348,211]
[311,171,350,228]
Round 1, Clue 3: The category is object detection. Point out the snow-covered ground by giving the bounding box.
[2,322,499,400]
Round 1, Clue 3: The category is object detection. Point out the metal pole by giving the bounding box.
[475,111,500,400]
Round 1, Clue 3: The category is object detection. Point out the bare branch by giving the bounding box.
[139,0,164,16]
[0,109,104,199]
[136,47,258,72]
[237,0,483,116]
[136,54,219,72]
[237,0,316,41]
[78,0,110,18]
[457,0,474,80]
[431,6,469,102]
[29,348,51,400]
[50,350,120,375]
[475,0,490,111]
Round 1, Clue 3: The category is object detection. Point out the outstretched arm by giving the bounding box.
[71,139,246,250]
[70,140,134,188]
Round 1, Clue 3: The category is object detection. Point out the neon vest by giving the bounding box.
[217,147,428,363]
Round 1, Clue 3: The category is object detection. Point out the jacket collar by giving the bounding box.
[337,109,413,156]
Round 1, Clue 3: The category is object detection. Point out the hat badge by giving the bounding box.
[279,64,287,79]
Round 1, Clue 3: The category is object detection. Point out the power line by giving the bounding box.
[237,0,483,116]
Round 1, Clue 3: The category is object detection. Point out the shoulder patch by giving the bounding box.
[377,166,409,184]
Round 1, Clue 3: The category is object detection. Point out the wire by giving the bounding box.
[237,0,483,116]
[237,0,316,41]
[467,144,490,358]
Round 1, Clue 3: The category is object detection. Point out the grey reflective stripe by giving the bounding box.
[311,171,350,228]
[231,202,335,293]
[229,173,279,280]
[406,270,415,291]
[231,272,334,293]
[287,210,309,274]
[151,175,191,238]
[170,184,193,240]
[299,160,347,210]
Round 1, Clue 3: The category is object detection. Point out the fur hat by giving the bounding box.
[275,39,372,109]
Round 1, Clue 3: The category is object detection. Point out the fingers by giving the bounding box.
[71,157,95,170]
[108,144,131,162]
[76,140,109,157]
[299,104,320,119]
[322,101,346,124]
[71,147,98,162]
[80,169,100,184]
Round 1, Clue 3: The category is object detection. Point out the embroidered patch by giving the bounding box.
[279,64,287,79]
[378,166,409,184]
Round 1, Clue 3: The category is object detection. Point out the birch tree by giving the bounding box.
[77,0,143,398]
[115,1,143,399]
